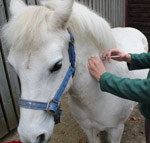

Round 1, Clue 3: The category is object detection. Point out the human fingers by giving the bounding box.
[107,49,114,63]
[88,57,98,68]
[88,57,105,81]
[102,49,120,61]
[88,57,100,68]
[88,58,95,69]
[88,58,98,79]
[102,52,108,61]
[107,49,123,62]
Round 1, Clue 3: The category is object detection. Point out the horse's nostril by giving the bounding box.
[37,133,45,143]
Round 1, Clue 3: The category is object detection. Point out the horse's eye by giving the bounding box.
[50,60,62,73]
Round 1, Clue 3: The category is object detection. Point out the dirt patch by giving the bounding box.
[0,95,146,143]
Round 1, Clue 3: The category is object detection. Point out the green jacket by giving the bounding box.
[100,53,150,120]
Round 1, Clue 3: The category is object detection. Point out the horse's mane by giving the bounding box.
[70,3,116,52]
[2,1,116,53]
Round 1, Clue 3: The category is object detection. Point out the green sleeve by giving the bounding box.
[100,72,150,104]
[128,53,150,70]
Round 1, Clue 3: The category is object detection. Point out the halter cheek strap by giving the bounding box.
[19,32,76,124]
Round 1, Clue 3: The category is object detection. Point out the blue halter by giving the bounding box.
[19,32,76,124]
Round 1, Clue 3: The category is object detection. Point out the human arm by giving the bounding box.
[100,72,150,104]
[128,53,150,70]
[88,56,150,104]
[103,48,150,70]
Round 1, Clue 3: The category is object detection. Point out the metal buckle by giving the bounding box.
[70,39,74,44]
[46,101,51,112]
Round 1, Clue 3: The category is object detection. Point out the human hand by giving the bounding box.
[102,49,131,63]
[88,57,106,81]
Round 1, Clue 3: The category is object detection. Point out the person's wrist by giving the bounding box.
[99,71,106,81]
[123,54,131,63]
[126,54,131,63]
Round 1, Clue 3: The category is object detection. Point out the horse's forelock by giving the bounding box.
[2,6,53,51]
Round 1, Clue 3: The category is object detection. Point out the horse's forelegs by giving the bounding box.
[83,128,100,143]
[107,123,124,143]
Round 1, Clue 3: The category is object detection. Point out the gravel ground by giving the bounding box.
[0,94,146,143]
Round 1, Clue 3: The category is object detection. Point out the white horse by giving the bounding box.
[2,0,148,143]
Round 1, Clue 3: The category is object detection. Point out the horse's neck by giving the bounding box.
[68,3,116,101]
[68,28,103,104]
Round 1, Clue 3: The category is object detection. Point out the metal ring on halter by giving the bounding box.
[46,102,51,112]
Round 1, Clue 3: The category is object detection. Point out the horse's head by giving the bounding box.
[2,0,74,142]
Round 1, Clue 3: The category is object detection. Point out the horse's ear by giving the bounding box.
[9,0,26,16]
[51,0,74,29]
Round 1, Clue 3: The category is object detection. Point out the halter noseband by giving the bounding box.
[19,31,76,124]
